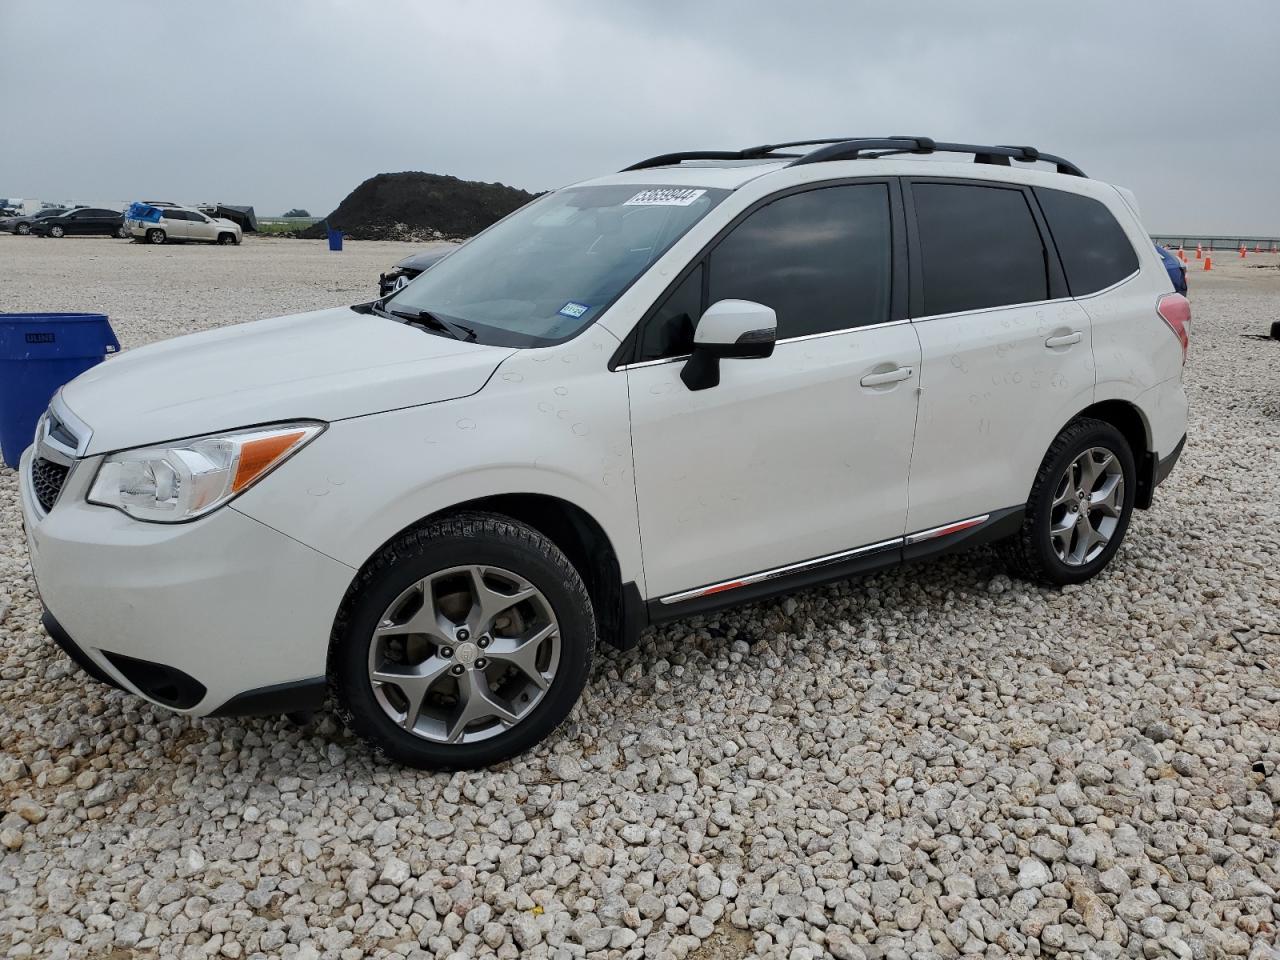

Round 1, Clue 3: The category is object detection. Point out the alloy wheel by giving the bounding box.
[1049,446,1125,565]
[367,564,561,744]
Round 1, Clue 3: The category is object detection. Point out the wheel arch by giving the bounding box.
[1070,399,1156,508]
[336,493,644,652]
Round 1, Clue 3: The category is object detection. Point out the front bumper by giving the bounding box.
[19,446,355,716]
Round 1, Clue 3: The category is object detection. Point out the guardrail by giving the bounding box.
[1153,235,1280,252]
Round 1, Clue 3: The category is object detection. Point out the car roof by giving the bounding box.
[574,156,1111,196]
[572,137,1107,194]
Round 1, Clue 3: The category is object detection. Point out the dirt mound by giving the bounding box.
[303,172,538,241]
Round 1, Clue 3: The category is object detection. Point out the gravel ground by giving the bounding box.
[0,237,1277,960]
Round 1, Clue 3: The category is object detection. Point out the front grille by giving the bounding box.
[31,456,69,512]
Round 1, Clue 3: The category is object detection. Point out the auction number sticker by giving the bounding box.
[623,188,707,207]
[558,301,591,319]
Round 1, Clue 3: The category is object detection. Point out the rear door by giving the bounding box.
[625,180,922,600]
[903,179,1095,535]
[161,209,189,239]
[84,209,115,235]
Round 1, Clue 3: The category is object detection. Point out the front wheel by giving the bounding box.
[217,232,235,245]
[114,225,127,238]
[331,513,595,769]
[16,222,30,235]
[999,417,1136,586]
[49,225,64,238]
[146,228,166,245]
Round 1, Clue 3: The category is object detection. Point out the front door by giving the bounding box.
[626,181,921,600]
[188,212,217,241]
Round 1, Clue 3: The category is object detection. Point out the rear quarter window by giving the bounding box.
[1035,188,1139,296]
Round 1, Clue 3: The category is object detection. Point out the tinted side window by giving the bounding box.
[707,184,891,339]
[913,183,1048,315]
[163,209,185,220]
[639,264,702,361]
[1035,188,1139,296]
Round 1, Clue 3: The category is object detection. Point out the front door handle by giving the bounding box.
[860,366,914,387]
[1045,331,1083,348]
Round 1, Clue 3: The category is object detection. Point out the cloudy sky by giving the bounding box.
[3,0,1278,233]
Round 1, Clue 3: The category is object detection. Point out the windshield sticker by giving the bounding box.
[623,188,707,207]
[558,301,590,319]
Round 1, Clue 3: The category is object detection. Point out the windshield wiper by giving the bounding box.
[388,308,476,342]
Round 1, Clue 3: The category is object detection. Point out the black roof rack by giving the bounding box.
[623,137,1085,178]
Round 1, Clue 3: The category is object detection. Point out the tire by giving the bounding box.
[114,225,127,239]
[146,228,166,245]
[999,417,1136,586]
[331,512,596,769]
[16,222,30,235]
[49,225,64,238]
[217,232,234,245]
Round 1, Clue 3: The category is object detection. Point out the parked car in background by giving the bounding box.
[378,247,454,297]
[1155,243,1188,295]
[127,205,242,245]
[1,207,69,235]
[30,208,125,238]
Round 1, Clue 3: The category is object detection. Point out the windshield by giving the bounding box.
[382,184,728,347]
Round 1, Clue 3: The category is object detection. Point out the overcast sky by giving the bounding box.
[3,0,1278,233]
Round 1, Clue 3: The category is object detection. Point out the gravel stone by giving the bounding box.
[0,240,1276,959]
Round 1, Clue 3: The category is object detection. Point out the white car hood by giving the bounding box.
[64,306,514,453]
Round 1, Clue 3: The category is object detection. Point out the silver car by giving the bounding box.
[128,206,242,245]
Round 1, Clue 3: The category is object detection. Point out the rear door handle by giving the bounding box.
[1045,331,1083,348]
[860,366,914,387]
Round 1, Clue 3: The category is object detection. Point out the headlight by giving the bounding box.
[88,422,324,522]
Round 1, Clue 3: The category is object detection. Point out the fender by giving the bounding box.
[233,326,646,593]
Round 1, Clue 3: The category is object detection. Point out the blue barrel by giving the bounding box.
[327,227,343,252]
[0,313,119,468]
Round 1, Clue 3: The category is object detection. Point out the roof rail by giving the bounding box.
[622,137,1085,177]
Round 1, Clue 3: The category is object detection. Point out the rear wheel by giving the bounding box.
[114,225,127,239]
[146,228,166,245]
[999,417,1136,586]
[331,513,595,769]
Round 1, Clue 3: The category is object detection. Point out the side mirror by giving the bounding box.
[680,299,776,391]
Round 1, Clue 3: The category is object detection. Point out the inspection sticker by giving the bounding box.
[623,188,707,207]
[558,301,591,319]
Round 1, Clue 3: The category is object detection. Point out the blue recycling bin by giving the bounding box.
[327,227,343,252]
[0,313,119,468]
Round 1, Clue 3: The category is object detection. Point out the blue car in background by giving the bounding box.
[1155,243,1188,295]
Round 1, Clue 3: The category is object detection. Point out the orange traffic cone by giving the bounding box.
[1240,245,1247,258]
[1195,244,1202,260]
[1204,256,1212,271]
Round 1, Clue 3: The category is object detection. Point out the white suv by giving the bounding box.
[20,138,1188,769]
[127,205,242,245]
